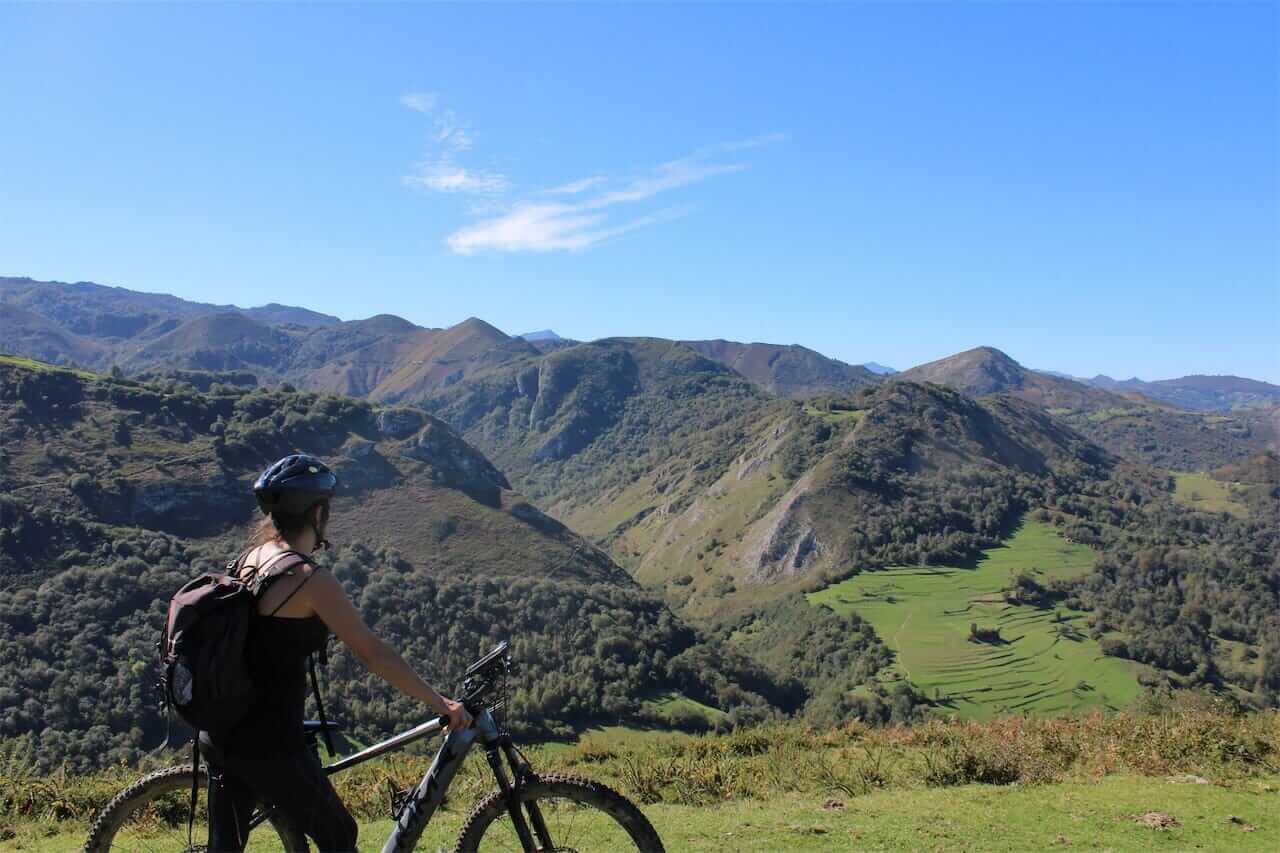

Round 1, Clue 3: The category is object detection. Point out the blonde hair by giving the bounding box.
[245,502,329,548]
[247,515,284,549]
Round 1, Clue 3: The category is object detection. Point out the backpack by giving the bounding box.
[159,548,332,848]
[158,548,316,735]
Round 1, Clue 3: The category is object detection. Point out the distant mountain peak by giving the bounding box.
[897,345,1127,411]
[244,302,342,328]
[967,345,1021,365]
[520,329,564,342]
[862,362,897,375]
[452,317,509,339]
[680,338,879,398]
[359,312,416,326]
[1082,373,1279,411]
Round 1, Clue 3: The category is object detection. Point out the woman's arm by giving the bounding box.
[304,569,472,731]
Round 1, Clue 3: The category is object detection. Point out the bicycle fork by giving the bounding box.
[482,733,553,853]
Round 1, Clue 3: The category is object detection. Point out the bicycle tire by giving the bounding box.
[84,763,308,852]
[453,773,665,853]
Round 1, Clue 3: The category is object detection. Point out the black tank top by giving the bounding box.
[206,556,331,757]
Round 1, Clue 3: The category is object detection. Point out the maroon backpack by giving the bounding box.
[159,549,315,734]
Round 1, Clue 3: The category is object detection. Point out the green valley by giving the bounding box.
[809,520,1143,719]
[0,357,797,771]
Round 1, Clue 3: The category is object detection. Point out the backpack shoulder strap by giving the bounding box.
[241,548,313,592]
[265,561,322,617]
[245,549,321,616]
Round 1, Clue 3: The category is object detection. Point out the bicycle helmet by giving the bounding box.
[253,453,338,516]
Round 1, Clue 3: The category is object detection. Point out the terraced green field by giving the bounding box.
[808,520,1142,719]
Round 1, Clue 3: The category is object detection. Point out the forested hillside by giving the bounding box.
[409,344,1280,714]
[0,356,846,771]
[892,346,1277,468]
[4,280,1278,763]
[418,338,770,509]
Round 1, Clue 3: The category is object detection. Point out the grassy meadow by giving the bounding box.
[5,704,1278,851]
[808,519,1143,719]
[643,691,730,729]
[13,778,1279,851]
[0,354,98,379]
[800,402,867,426]
[1172,471,1250,518]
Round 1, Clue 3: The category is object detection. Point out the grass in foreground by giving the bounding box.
[5,703,1277,850]
[10,773,1279,851]
[809,519,1141,719]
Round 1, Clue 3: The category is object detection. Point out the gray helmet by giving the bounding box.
[253,453,337,516]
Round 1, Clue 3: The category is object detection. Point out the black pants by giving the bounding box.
[205,746,358,852]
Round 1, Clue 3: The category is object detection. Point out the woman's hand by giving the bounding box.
[440,697,473,733]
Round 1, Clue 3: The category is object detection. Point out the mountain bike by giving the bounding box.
[85,641,665,852]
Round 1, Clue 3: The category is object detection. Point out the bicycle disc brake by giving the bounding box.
[386,778,412,820]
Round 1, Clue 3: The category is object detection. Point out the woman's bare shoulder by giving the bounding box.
[250,547,324,615]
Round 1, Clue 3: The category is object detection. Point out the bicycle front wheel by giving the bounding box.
[454,773,665,853]
[85,763,308,852]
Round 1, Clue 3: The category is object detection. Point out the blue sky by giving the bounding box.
[1,3,1276,381]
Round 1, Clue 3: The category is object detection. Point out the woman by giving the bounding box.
[202,453,471,852]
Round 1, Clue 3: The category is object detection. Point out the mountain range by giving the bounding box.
[4,276,1275,412]
[2,275,1277,769]
[4,276,1274,474]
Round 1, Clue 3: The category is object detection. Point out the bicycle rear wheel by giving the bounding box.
[85,764,307,852]
[454,773,665,853]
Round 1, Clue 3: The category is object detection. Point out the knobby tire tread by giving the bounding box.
[84,763,307,852]
[453,772,665,853]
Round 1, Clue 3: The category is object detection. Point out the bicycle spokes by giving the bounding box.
[478,794,639,852]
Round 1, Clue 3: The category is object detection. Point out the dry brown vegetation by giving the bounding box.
[3,696,1276,830]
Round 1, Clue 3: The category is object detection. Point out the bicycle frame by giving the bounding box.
[373,711,487,853]
[246,708,542,853]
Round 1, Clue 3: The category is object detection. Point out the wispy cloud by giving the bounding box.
[400,93,498,194]
[716,132,787,152]
[402,161,508,194]
[583,159,744,209]
[444,136,782,254]
[398,92,783,253]
[448,204,693,255]
[545,176,607,195]
[432,110,473,152]
[399,91,438,113]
